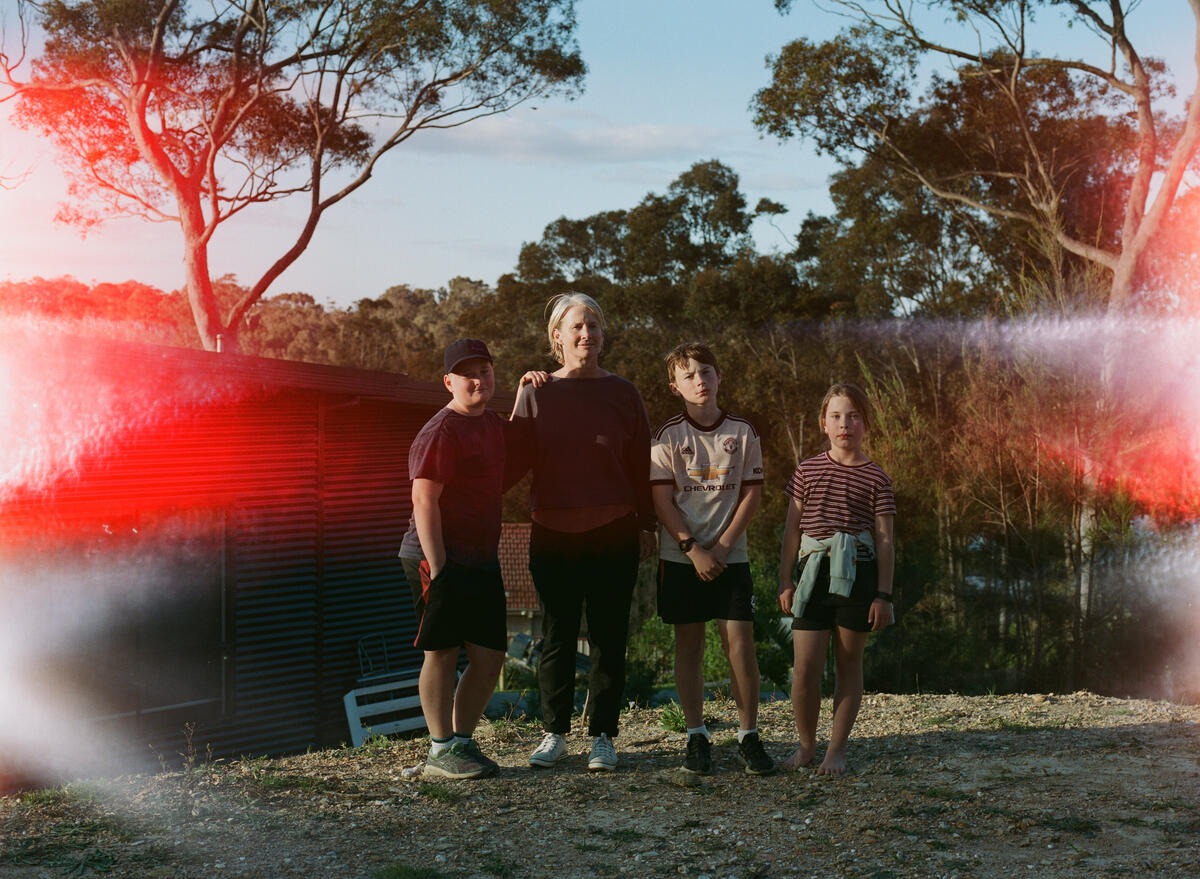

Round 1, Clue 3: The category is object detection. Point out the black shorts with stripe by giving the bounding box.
[402,557,506,652]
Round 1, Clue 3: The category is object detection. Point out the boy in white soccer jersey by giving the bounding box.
[650,343,775,775]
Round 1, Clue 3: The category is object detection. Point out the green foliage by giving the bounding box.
[624,615,673,703]
[1041,815,1101,835]
[753,30,917,158]
[624,559,791,700]
[0,277,198,346]
[17,786,73,807]
[360,733,394,753]
[755,1,1200,312]
[595,827,644,843]
[294,277,493,379]
[659,699,687,733]
[484,160,810,353]
[498,660,538,693]
[749,559,792,691]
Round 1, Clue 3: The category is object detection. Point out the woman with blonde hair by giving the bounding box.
[509,292,655,772]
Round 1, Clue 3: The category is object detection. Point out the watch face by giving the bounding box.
[679,538,695,552]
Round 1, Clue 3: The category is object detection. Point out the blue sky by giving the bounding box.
[0,1,1194,309]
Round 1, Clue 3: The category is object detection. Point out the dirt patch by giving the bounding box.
[2,692,1197,878]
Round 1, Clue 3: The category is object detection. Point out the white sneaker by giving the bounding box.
[587,733,617,772]
[528,732,567,768]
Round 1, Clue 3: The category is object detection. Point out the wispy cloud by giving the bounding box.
[405,109,735,165]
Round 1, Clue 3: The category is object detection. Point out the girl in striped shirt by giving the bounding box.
[777,383,896,774]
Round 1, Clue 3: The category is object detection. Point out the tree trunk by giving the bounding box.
[1107,251,1139,314]
[179,198,226,352]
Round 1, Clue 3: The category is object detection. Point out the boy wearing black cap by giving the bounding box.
[398,339,508,779]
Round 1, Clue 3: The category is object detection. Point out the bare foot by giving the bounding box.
[782,746,815,771]
[815,750,847,776]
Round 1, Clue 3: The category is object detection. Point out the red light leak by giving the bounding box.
[954,314,1200,523]
[3,315,1200,539]
[0,319,260,547]
[1039,427,1200,522]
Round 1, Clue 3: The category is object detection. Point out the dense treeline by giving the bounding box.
[6,156,1198,703]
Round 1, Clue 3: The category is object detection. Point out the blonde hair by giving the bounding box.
[819,382,873,431]
[545,292,607,364]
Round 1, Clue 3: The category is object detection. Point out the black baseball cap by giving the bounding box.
[443,338,493,374]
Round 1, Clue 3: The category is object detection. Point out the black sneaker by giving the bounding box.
[737,732,776,776]
[683,733,712,775]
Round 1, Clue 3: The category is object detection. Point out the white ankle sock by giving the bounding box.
[737,728,757,743]
[686,725,709,739]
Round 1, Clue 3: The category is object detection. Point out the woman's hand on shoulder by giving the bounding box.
[519,370,551,389]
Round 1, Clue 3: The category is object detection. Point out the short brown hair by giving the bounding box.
[664,342,720,382]
[819,382,872,431]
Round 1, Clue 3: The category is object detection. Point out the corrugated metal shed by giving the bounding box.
[0,333,512,775]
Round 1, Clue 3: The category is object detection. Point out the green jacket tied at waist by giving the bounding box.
[790,530,876,618]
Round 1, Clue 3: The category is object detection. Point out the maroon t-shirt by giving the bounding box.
[398,407,506,569]
[508,373,653,532]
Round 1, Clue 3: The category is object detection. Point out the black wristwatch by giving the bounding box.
[678,537,696,553]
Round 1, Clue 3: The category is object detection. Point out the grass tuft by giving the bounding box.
[417,782,463,804]
[660,700,686,733]
[1042,815,1100,834]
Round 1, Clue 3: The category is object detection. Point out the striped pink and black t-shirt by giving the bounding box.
[784,452,896,556]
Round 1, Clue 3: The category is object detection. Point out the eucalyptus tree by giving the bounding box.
[753,0,1200,313]
[1,0,584,349]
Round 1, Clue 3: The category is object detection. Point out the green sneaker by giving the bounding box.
[424,742,488,779]
[461,738,499,777]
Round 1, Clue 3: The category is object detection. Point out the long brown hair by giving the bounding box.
[819,382,872,431]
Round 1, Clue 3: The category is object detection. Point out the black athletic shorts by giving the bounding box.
[657,560,755,624]
[791,557,879,633]
[400,556,426,619]
[411,559,507,652]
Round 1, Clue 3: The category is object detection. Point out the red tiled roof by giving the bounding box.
[499,522,538,610]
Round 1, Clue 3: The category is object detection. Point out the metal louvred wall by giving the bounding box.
[204,393,430,756]
[130,388,437,760]
[221,392,324,758]
[1,336,467,773]
[314,397,427,745]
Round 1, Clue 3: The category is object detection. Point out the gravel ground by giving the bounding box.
[1,692,1198,879]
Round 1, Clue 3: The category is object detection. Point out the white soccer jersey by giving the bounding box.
[651,410,764,564]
